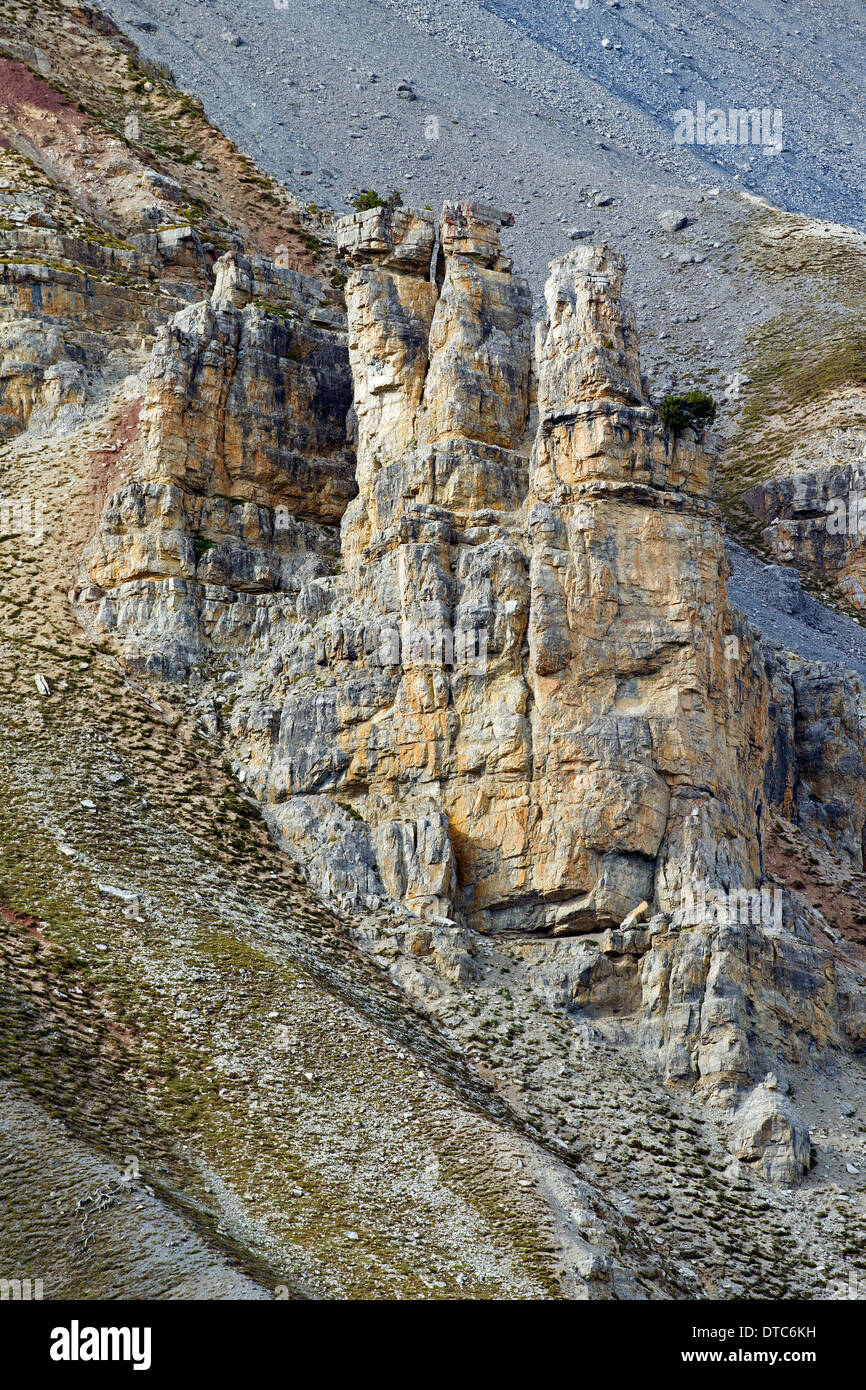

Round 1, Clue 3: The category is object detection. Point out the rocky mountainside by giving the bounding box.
[2,0,866,1302]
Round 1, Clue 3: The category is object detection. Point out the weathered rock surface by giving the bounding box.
[747,458,866,612]
[2,0,865,1296]
[2,0,866,1289]
[0,149,190,441]
[219,214,778,943]
[525,243,762,930]
[787,663,866,866]
[75,199,866,1198]
[75,250,355,674]
[729,1081,812,1186]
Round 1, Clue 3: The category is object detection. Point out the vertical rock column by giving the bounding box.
[526,246,764,929]
[333,203,535,921]
[335,205,439,567]
[418,203,535,921]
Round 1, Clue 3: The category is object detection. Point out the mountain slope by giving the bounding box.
[2,0,866,1303]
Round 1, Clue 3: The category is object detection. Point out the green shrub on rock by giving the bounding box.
[659,389,717,437]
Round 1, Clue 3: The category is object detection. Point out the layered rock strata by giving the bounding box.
[76,250,355,674]
[80,201,866,934]
[747,458,866,611]
[76,203,866,1184]
[223,209,773,939]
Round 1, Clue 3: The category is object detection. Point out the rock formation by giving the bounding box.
[748,460,866,611]
[74,200,866,1192]
[10,0,866,1299]
[74,199,866,929]
[75,249,355,673]
[210,205,772,938]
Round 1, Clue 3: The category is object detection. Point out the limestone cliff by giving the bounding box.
[4,0,866,1295]
[73,199,866,1196]
[76,250,355,674]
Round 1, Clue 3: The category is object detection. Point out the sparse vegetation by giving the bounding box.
[659,389,717,437]
[350,188,403,213]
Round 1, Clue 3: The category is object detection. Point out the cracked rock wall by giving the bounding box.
[224,206,774,935]
[73,200,866,1185]
[77,202,866,947]
[77,250,355,675]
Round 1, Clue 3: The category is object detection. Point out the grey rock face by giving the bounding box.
[747,458,866,613]
[77,206,866,1190]
[729,1083,812,1185]
[658,210,690,233]
[76,252,356,674]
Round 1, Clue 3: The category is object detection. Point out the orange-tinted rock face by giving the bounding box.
[75,250,355,674]
[522,246,766,928]
[48,170,866,1189]
[74,199,866,951]
[78,200,866,949]
[169,207,763,935]
[139,273,355,521]
[17,0,866,1251]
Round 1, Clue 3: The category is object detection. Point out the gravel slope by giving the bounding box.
[103,0,864,276]
[727,543,866,679]
[98,1,864,432]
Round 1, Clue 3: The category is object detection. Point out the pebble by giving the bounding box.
[658,210,691,232]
